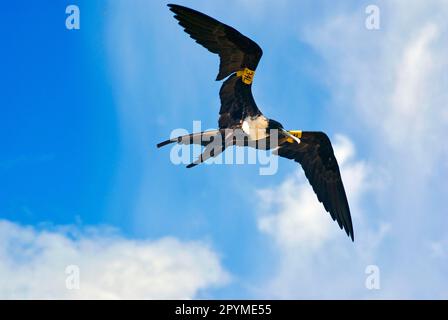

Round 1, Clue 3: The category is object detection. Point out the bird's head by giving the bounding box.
[267,119,284,130]
[268,118,301,144]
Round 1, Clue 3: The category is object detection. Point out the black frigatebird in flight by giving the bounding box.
[157,4,354,241]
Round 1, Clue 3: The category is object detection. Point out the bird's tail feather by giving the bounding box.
[186,141,226,168]
[157,130,220,148]
[157,129,226,168]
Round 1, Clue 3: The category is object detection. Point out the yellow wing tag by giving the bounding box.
[236,68,255,85]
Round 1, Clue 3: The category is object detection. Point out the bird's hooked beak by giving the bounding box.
[281,129,302,144]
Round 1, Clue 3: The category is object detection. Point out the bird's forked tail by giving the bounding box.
[157,130,226,168]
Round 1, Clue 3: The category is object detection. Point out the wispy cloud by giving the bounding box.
[250,0,448,299]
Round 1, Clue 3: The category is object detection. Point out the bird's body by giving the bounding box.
[157,4,355,241]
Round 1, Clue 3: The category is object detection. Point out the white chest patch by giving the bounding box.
[242,116,269,140]
[242,120,250,135]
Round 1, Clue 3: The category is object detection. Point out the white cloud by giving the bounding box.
[257,176,334,251]
[0,220,229,299]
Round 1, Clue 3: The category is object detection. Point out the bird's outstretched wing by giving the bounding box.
[168,4,263,80]
[275,132,354,241]
[168,4,264,128]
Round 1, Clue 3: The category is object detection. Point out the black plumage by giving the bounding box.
[168,4,263,80]
[169,4,262,129]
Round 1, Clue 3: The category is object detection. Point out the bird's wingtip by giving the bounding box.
[348,229,355,242]
[167,4,182,11]
[157,139,175,148]
[167,4,177,12]
[342,223,354,242]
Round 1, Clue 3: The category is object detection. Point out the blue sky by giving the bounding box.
[1,0,447,299]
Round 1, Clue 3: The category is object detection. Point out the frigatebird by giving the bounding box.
[157,4,354,241]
